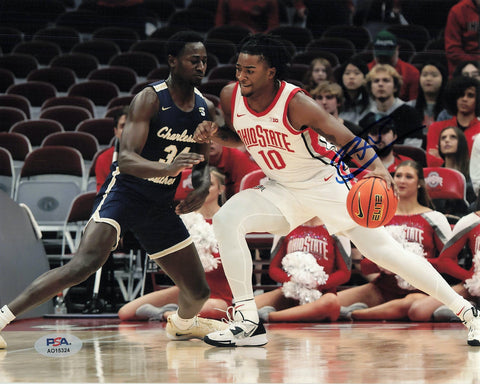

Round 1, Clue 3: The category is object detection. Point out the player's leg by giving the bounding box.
[205,189,291,347]
[154,243,228,340]
[0,221,117,347]
[346,226,480,345]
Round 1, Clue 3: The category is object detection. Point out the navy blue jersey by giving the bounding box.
[113,80,210,202]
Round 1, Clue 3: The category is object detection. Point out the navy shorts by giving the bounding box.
[92,177,191,258]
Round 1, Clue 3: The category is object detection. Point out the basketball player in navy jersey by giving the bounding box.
[0,31,228,349]
[194,33,480,347]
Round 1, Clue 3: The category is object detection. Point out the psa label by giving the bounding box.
[35,333,82,357]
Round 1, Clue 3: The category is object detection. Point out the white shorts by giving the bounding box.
[251,177,358,236]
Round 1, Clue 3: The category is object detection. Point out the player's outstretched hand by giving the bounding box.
[194,121,218,143]
[167,153,204,177]
[365,168,398,197]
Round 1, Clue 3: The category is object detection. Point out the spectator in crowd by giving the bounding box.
[434,126,477,216]
[337,57,373,126]
[366,119,412,174]
[445,0,480,76]
[302,57,335,93]
[359,64,423,147]
[342,161,452,320]
[208,141,260,200]
[408,193,480,322]
[254,216,351,323]
[118,168,233,322]
[407,62,448,133]
[95,106,128,192]
[368,29,420,101]
[426,76,480,166]
[310,81,362,136]
[471,135,480,197]
[215,0,279,33]
[437,60,480,121]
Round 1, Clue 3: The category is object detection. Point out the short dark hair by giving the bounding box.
[238,33,292,80]
[113,106,129,127]
[166,31,205,58]
[444,75,480,116]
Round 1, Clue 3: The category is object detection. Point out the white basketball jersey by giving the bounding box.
[231,81,347,187]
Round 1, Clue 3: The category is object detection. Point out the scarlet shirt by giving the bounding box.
[425,116,480,167]
[95,146,115,192]
[209,147,260,199]
[434,212,480,281]
[361,211,452,281]
[269,224,351,293]
[445,0,480,75]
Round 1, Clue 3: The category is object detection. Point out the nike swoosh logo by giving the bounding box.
[236,113,246,117]
[230,325,256,338]
[355,191,364,218]
[456,306,465,317]
[324,174,333,181]
[162,106,172,111]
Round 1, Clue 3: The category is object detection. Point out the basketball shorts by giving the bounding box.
[251,176,358,236]
[91,180,191,259]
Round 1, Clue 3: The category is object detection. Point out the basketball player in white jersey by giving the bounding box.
[194,34,480,347]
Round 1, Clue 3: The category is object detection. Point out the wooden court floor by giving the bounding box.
[0,317,479,384]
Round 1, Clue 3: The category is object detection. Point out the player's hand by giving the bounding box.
[175,188,209,215]
[167,153,204,177]
[194,120,218,143]
[365,168,398,197]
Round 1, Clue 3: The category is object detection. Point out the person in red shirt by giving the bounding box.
[445,0,480,76]
[426,76,480,166]
[208,140,260,200]
[366,120,412,174]
[94,106,128,192]
[409,195,480,322]
[368,30,419,101]
[254,216,351,322]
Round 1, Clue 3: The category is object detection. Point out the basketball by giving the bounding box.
[346,177,398,228]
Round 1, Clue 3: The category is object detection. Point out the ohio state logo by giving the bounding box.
[425,172,443,188]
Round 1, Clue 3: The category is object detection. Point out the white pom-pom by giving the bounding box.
[465,251,480,297]
[281,251,328,304]
[180,212,219,272]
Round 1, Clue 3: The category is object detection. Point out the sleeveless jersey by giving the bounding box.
[114,80,210,202]
[231,81,348,188]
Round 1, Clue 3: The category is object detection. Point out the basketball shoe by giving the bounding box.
[0,334,5,349]
[203,308,267,347]
[165,315,228,341]
[462,307,480,346]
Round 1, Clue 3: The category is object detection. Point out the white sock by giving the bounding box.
[235,299,259,323]
[448,297,476,323]
[0,305,15,331]
[171,312,194,330]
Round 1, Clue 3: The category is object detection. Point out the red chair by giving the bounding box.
[174,168,193,201]
[424,167,467,201]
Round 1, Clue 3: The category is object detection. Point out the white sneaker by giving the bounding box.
[0,334,6,349]
[203,308,268,347]
[165,315,228,341]
[463,307,480,347]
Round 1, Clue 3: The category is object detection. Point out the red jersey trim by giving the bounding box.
[282,85,305,135]
[242,80,286,117]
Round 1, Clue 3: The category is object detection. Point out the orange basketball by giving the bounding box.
[346,177,398,228]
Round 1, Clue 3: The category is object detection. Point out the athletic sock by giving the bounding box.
[170,312,195,330]
[0,305,15,331]
[448,297,476,322]
[235,299,259,323]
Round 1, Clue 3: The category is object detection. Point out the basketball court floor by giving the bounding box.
[0,317,479,383]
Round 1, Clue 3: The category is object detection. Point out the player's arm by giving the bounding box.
[118,87,204,179]
[194,83,243,147]
[288,92,396,191]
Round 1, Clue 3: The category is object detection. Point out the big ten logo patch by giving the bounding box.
[35,334,82,357]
